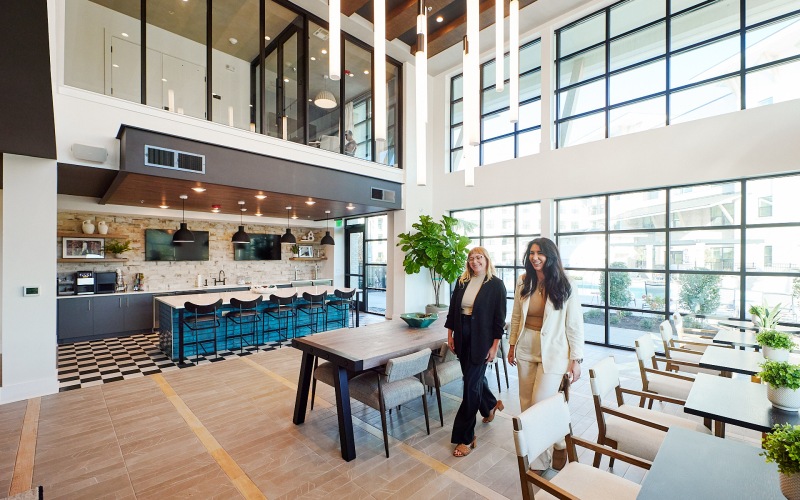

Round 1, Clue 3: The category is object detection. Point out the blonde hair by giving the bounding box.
[458,246,496,284]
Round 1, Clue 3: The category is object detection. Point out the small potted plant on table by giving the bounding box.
[762,423,800,499]
[759,360,800,412]
[757,329,795,362]
[751,301,784,331]
[104,240,131,258]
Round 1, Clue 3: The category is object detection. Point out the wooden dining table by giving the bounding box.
[292,318,447,461]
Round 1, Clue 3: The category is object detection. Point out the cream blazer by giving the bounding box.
[509,275,584,374]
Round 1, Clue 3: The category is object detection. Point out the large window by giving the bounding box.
[555,0,800,148]
[64,0,402,168]
[452,203,542,314]
[449,40,542,172]
[556,173,800,349]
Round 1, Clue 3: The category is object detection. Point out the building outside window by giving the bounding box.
[556,173,800,349]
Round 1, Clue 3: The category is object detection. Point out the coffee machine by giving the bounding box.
[75,270,95,295]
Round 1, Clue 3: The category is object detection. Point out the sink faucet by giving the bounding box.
[214,270,226,286]
[294,266,299,281]
[313,264,319,280]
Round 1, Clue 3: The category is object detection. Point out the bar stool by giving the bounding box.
[296,292,327,337]
[182,299,222,364]
[327,289,355,328]
[264,293,297,343]
[225,296,262,353]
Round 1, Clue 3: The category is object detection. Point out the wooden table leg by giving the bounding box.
[714,421,726,438]
[333,365,356,461]
[293,352,314,425]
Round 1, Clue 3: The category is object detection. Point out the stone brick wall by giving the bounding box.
[57,212,331,291]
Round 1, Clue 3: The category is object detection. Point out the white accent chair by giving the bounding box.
[659,320,727,376]
[513,393,650,500]
[634,333,697,409]
[672,312,717,350]
[589,357,711,467]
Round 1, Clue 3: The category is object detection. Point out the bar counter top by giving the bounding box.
[155,285,354,309]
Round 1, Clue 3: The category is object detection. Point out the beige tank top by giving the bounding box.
[524,284,546,330]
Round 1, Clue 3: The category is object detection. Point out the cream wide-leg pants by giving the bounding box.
[515,328,567,469]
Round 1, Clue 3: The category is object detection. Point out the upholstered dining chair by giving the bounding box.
[659,320,727,376]
[634,334,696,409]
[347,348,432,457]
[489,333,510,393]
[513,393,651,500]
[422,342,462,426]
[589,357,710,467]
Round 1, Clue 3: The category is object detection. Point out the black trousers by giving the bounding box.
[451,316,498,445]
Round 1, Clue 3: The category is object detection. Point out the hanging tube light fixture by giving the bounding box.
[415,0,428,186]
[374,0,387,143]
[329,0,341,80]
[232,201,250,244]
[509,0,520,123]
[320,210,335,245]
[466,0,479,146]
[495,0,504,92]
[463,37,475,188]
[281,206,296,243]
[173,194,195,243]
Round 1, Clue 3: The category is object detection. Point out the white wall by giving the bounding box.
[1,155,59,403]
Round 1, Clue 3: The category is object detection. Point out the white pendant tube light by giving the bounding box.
[495,0,504,92]
[509,0,520,123]
[463,37,475,188]
[415,0,428,186]
[466,0,479,146]
[329,0,341,80]
[374,0,387,143]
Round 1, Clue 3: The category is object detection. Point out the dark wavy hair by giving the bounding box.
[521,237,571,310]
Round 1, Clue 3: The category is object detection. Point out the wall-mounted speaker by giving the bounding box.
[71,143,108,163]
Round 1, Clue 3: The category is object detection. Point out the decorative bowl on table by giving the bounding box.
[400,312,438,328]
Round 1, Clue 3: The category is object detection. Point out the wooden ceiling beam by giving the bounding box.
[342,0,371,17]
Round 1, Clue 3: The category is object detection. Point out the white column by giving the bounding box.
[1,154,59,403]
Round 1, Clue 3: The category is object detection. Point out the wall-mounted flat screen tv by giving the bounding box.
[145,229,210,261]
[234,234,281,261]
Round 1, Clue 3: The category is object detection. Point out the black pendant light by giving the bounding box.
[173,194,195,243]
[320,210,335,245]
[232,201,250,244]
[281,206,296,243]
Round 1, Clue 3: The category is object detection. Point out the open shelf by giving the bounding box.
[57,231,129,239]
[57,258,128,263]
[289,257,327,262]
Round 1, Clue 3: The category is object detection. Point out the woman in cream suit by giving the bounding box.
[507,237,584,469]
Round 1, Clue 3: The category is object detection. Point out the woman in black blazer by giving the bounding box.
[445,246,507,457]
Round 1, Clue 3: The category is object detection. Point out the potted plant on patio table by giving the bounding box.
[762,423,800,499]
[757,329,795,362]
[759,360,800,412]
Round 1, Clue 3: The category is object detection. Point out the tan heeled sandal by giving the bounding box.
[482,400,504,423]
[453,437,477,457]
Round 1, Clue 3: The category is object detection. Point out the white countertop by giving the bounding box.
[154,285,356,309]
[58,283,279,299]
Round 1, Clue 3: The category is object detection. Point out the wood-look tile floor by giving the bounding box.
[4,325,764,499]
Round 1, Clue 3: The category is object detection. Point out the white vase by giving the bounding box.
[763,346,791,362]
[97,221,108,235]
[767,385,800,412]
[781,473,800,500]
[82,220,95,234]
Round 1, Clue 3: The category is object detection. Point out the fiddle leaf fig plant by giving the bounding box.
[396,215,472,307]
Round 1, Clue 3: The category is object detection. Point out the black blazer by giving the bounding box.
[445,276,507,365]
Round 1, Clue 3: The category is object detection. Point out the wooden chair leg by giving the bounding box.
[639,395,646,407]
[647,398,654,410]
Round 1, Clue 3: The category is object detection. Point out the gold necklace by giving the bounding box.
[537,282,545,296]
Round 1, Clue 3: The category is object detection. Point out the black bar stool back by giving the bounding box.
[327,289,356,329]
[264,293,297,343]
[225,296,263,353]
[296,292,327,337]
[183,299,223,364]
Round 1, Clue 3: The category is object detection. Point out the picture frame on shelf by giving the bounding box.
[298,245,314,258]
[63,237,104,259]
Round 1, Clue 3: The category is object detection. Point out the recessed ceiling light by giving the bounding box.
[284,78,290,82]
[192,187,206,192]
[255,194,267,200]
[436,15,443,22]
[211,204,221,213]
[321,49,327,55]
[364,70,369,75]
[112,64,119,68]
[286,206,292,210]
[265,35,271,41]
[311,56,316,61]
[291,215,299,219]
[346,204,355,210]
[159,205,169,209]
[121,32,129,37]
[305,199,316,205]
[228,37,238,45]
[255,212,262,216]
[162,78,167,82]
[308,99,312,102]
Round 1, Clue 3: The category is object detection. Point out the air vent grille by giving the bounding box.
[371,187,396,203]
[144,145,205,174]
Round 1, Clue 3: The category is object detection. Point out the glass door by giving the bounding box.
[345,222,365,312]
